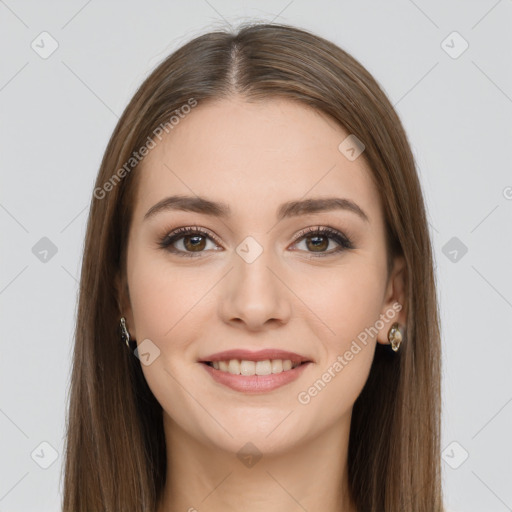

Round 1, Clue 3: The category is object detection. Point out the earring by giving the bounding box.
[388,322,403,352]
[120,317,136,349]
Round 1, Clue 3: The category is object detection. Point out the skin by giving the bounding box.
[118,96,406,512]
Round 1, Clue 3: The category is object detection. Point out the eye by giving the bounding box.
[291,226,354,257]
[158,226,222,258]
[159,225,354,258]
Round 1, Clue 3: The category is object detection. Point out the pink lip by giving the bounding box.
[201,361,312,393]
[199,349,311,365]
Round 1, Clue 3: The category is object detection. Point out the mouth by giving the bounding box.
[198,349,313,393]
[202,359,307,375]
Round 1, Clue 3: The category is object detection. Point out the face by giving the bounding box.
[120,96,406,455]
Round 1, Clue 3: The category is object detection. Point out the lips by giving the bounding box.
[198,349,313,393]
[199,349,311,365]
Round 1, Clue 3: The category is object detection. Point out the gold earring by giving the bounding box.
[388,322,403,352]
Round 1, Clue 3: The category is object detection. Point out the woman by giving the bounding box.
[62,22,444,512]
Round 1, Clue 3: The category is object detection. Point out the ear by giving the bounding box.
[115,271,137,340]
[376,255,407,346]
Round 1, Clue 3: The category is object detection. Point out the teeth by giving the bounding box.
[228,359,240,375]
[255,360,272,375]
[271,360,283,373]
[240,360,255,376]
[210,359,301,376]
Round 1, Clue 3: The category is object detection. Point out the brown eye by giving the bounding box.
[159,227,221,257]
[304,234,330,252]
[182,234,207,252]
[292,226,354,256]
[159,225,353,258]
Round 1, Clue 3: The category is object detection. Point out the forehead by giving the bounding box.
[134,97,381,224]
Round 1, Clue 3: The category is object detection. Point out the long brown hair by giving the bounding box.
[62,22,443,511]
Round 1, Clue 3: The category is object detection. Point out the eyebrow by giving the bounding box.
[143,195,369,223]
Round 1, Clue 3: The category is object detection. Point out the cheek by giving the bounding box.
[293,257,386,349]
[296,256,387,410]
[129,270,172,339]
[337,268,384,342]
[294,265,383,420]
[127,246,206,341]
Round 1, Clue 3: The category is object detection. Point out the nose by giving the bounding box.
[218,248,292,332]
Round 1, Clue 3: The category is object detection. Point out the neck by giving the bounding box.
[156,412,357,512]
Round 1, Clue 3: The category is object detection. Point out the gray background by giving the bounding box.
[1,1,511,511]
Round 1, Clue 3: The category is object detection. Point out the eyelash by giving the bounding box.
[158,225,354,258]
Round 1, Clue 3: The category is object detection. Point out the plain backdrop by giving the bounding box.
[1,1,511,511]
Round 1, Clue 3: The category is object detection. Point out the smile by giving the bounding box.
[199,349,313,393]
[205,358,302,375]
